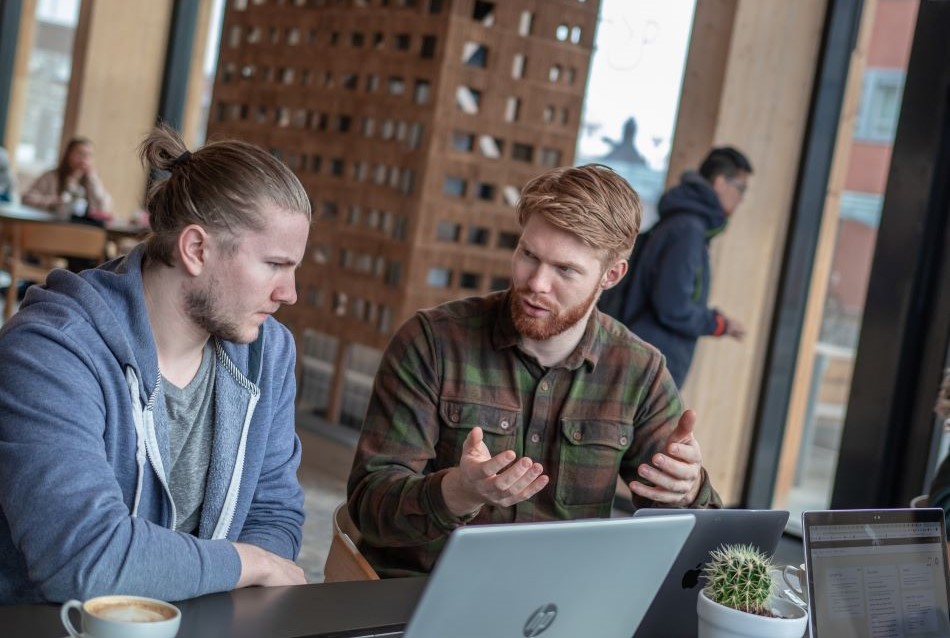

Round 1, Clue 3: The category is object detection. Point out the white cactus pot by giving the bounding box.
[697,589,808,638]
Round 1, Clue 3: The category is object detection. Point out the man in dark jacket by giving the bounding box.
[610,147,751,387]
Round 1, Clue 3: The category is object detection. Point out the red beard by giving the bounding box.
[510,286,599,340]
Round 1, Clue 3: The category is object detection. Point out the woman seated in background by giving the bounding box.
[23,136,113,224]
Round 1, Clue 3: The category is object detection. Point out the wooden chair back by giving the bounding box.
[323,503,380,583]
[4,221,107,320]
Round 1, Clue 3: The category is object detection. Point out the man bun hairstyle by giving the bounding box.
[699,146,753,182]
[517,163,642,263]
[139,122,311,267]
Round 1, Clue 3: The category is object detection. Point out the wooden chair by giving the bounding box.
[3,221,106,320]
[323,503,379,583]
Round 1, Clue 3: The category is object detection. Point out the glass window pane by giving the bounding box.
[774,0,920,532]
[15,0,81,187]
[574,0,695,231]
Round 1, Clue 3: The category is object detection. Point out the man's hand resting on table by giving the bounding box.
[234,542,307,587]
[441,426,549,518]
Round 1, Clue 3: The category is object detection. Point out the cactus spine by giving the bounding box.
[703,543,775,616]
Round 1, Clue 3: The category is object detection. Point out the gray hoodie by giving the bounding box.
[0,245,304,603]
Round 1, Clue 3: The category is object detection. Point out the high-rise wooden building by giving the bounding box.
[208,0,599,422]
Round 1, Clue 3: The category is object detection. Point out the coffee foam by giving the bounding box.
[87,600,176,623]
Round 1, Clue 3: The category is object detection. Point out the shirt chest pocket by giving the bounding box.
[435,400,521,470]
[556,419,634,509]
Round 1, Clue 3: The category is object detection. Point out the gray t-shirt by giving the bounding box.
[163,342,215,535]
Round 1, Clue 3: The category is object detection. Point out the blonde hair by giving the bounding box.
[517,164,641,263]
[139,123,311,266]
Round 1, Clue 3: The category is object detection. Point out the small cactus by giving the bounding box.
[703,543,775,616]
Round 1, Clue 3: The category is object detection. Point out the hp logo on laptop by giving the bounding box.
[523,603,558,636]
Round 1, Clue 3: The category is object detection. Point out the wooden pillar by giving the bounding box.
[670,0,830,503]
[666,0,738,188]
[62,0,174,221]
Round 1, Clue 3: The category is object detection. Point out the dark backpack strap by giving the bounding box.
[598,225,656,325]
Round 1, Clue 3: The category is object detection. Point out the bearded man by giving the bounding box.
[347,164,722,577]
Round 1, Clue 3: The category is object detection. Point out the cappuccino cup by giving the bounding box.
[61,594,180,638]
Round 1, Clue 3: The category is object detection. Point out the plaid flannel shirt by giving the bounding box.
[347,290,721,576]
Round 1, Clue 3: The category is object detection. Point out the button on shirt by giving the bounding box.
[347,290,721,577]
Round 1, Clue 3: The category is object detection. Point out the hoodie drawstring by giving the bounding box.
[124,367,147,518]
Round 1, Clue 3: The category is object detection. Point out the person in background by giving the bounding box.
[0,124,310,603]
[22,136,113,222]
[348,164,721,578]
[0,146,16,203]
[599,147,752,388]
[925,368,950,535]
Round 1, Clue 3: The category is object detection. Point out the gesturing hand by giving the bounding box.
[629,409,704,506]
[442,427,548,517]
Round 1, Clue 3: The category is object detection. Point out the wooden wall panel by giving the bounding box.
[66,0,173,221]
[672,0,829,503]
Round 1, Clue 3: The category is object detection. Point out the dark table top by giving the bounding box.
[0,578,427,638]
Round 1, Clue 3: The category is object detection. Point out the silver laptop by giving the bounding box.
[632,508,789,637]
[401,514,695,638]
[802,508,950,638]
[311,514,694,638]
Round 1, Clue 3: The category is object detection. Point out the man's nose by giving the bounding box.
[527,265,552,292]
[274,273,298,305]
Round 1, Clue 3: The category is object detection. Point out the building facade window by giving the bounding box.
[854,68,905,143]
[443,176,467,197]
[463,42,489,68]
[436,220,461,242]
[452,131,475,152]
[459,272,482,289]
[426,267,452,288]
[467,227,490,245]
[473,1,495,25]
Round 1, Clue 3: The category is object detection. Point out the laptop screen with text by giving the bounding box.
[802,508,950,638]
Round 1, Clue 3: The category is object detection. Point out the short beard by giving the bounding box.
[510,286,599,340]
[185,275,247,343]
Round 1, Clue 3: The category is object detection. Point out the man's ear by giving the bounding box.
[601,257,628,289]
[178,224,210,276]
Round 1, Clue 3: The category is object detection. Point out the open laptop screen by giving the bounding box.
[802,508,950,638]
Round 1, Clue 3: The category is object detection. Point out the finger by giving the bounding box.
[629,475,692,506]
[669,410,696,444]
[500,474,550,507]
[494,459,543,493]
[474,449,518,478]
[462,426,484,455]
[660,438,702,465]
[651,451,701,481]
[461,427,495,463]
[629,482,681,505]
[636,462,693,494]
